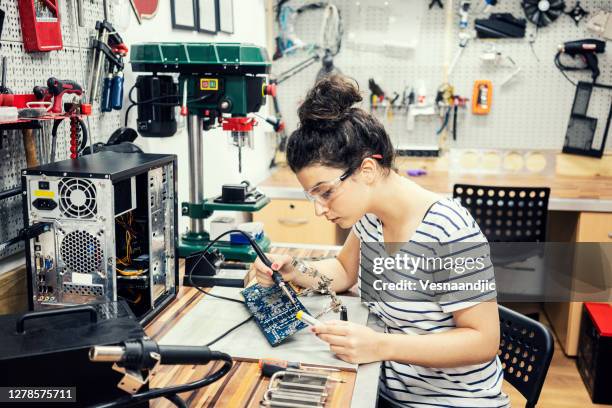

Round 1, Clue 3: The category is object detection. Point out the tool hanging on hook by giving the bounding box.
[87,20,128,109]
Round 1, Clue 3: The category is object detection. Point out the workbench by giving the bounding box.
[254,154,612,358]
[145,246,381,408]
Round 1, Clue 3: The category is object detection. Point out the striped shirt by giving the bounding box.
[352,197,509,408]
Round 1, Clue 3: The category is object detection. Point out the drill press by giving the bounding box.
[130,43,275,261]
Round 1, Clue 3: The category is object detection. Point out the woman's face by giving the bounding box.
[296,164,371,229]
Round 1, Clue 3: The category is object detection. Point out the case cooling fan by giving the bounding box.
[521,0,565,27]
[58,178,97,218]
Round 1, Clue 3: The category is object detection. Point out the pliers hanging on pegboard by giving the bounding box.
[429,0,443,9]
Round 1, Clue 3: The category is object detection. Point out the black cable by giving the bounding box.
[0,222,51,253]
[204,291,245,304]
[0,186,20,201]
[275,55,320,85]
[165,394,187,408]
[77,117,88,153]
[186,229,276,344]
[50,118,62,162]
[0,235,23,253]
[124,84,211,127]
[92,352,233,408]
[124,103,137,127]
[554,52,578,86]
[205,316,254,347]
[187,229,257,296]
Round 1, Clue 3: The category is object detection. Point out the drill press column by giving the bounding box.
[187,113,204,235]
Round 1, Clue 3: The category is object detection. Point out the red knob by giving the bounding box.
[264,84,277,97]
[81,104,92,115]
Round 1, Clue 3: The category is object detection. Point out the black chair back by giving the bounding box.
[498,305,554,408]
[453,185,550,242]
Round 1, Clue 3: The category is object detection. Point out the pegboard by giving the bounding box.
[0,0,124,260]
[272,0,612,153]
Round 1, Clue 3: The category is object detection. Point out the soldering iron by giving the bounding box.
[247,235,297,305]
[187,229,297,305]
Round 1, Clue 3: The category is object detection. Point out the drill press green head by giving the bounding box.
[130,42,276,170]
[130,42,274,117]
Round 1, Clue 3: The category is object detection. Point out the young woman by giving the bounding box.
[254,75,509,407]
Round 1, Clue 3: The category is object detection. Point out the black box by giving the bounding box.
[0,301,147,407]
[577,303,612,404]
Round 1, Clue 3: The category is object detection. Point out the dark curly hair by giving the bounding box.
[286,74,395,175]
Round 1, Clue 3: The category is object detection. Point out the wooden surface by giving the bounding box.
[0,264,27,315]
[145,248,358,408]
[260,155,612,201]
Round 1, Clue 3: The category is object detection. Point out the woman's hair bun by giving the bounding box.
[298,74,362,130]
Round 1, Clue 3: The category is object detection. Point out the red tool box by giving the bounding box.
[18,0,63,52]
[577,302,612,404]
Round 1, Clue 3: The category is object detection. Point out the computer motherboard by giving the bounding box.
[241,284,309,346]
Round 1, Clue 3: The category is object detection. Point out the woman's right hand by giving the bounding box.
[254,253,296,287]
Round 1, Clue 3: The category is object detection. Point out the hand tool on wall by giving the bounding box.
[75,0,84,27]
[429,0,443,9]
[129,0,142,24]
[448,32,471,77]
[22,128,38,166]
[0,57,40,165]
[101,65,125,112]
[407,81,436,131]
[479,0,498,14]
[475,13,527,38]
[18,0,63,52]
[87,20,127,107]
[555,39,606,84]
[0,8,5,38]
[368,78,385,110]
[472,80,492,115]
[459,1,472,29]
[46,77,84,113]
[33,78,89,161]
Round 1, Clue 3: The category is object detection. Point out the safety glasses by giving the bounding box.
[302,155,383,204]
[303,169,353,204]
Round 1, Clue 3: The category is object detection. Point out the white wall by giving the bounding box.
[122,0,275,234]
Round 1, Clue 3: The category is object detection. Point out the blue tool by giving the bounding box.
[100,72,113,112]
[111,70,124,110]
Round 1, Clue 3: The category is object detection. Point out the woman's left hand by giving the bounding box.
[312,320,384,364]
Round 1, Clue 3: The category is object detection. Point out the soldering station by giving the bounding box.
[0,0,611,407]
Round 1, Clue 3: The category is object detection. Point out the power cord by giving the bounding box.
[554,52,579,86]
[187,229,274,345]
[123,84,211,127]
[205,315,254,347]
